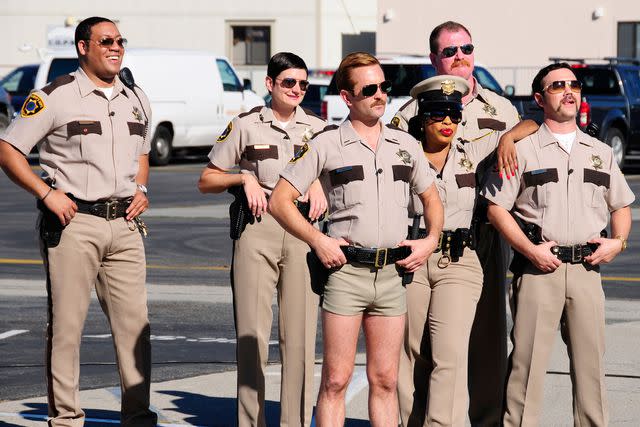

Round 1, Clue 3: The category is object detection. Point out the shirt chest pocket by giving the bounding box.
[583,168,610,208]
[67,120,102,160]
[244,144,280,182]
[127,122,146,157]
[454,173,476,211]
[329,165,365,210]
[392,165,412,207]
[522,168,559,208]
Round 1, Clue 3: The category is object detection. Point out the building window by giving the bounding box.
[618,22,640,59]
[230,24,271,65]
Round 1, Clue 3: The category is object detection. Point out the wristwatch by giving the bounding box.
[137,184,148,195]
[615,235,627,252]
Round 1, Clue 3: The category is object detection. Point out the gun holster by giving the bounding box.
[228,185,256,240]
[37,199,65,248]
[509,221,542,276]
[307,251,330,296]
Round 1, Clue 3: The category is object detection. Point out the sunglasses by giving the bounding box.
[277,78,309,91]
[542,79,582,94]
[353,80,392,97]
[426,110,463,124]
[88,37,128,48]
[440,44,474,58]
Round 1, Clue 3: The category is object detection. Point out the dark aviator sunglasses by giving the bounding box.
[441,44,474,58]
[426,110,463,124]
[277,78,310,91]
[87,37,128,48]
[353,80,392,97]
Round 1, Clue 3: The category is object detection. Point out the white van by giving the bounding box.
[34,49,265,165]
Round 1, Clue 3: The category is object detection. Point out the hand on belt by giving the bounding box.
[340,245,411,268]
[551,243,598,263]
[74,198,131,220]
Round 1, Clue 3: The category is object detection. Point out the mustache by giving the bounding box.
[451,59,471,68]
[371,100,386,108]
[562,94,577,103]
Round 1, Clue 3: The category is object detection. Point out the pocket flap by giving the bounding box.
[245,144,279,161]
[329,165,365,186]
[67,120,102,137]
[583,168,610,188]
[455,173,476,188]
[127,122,145,137]
[523,168,559,187]
[392,165,412,182]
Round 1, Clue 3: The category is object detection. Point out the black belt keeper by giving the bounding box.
[73,197,131,220]
[413,227,473,263]
[552,243,599,263]
[341,245,411,268]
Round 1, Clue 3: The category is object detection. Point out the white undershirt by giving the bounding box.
[276,119,290,129]
[97,86,114,99]
[552,131,576,153]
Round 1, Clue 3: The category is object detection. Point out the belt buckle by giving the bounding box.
[374,248,388,268]
[571,244,582,263]
[105,200,119,221]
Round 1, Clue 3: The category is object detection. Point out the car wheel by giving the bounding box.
[150,126,172,166]
[605,128,626,169]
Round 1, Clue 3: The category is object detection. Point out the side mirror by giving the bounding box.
[243,78,252,92]
[504,85,515,97]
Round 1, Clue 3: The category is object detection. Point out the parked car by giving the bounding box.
[300,76,330,116]
[0,64,38,113]
[507,57,640,169]
[0,86,12,133]
[321,55,505,125]
[35,49,265,165]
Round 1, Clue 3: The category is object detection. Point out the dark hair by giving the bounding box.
[267,52,308,80]
[429,21,472,54]
[335,52,380,92]
[531,62,573,94]
[74,16,115,55]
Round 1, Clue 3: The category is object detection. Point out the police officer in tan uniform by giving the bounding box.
[198,52,326,427]
[392,21,520,425]
[482,63,634,426]
[0,17,156,427]
[398,75,518,426]
[269,52,443,427]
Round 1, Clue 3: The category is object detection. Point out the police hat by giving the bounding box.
[410,75,470,114]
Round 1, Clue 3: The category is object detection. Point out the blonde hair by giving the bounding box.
[335,52,380,92]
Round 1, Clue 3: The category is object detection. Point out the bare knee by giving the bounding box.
[320,368,352,397]
[367,367,398,393]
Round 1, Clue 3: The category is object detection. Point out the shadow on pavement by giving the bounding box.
[10,402,122,426]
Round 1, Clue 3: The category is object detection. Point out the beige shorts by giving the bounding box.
[322,262,406,316]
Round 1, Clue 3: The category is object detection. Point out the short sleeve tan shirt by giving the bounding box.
[481,124,635,245]
[208,106,326,196]
[1,67,152,201]
[410,132,500,230]
[281,119,435,248]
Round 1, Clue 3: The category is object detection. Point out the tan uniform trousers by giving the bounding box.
[398,247,483,427]
[468,221,509,425]
[232,212,318,427]
[41,213,154,427]
[504,262,608,427]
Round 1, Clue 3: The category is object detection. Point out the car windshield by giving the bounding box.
[47,58,79,83]
[572,68,621,95]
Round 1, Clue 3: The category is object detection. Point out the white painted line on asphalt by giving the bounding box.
[0,329,28,340]
[0,411,208,426]
[83,333,278,345]
[345,365,369,404]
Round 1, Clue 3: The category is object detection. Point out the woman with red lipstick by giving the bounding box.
[397,75,514,426]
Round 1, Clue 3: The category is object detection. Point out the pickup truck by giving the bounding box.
[507,58,640,169]
[321,55,505,126]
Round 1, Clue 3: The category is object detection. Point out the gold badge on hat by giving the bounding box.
[459,157,473,172]
[397,149,412,164]
[591,154,603,170]
[441,80,455,96]
[483,103,497,117]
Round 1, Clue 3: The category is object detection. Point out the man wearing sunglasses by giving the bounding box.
[482,62,633,426]
[0,16,156,426]
[392,21,520,427]
[269,52,443,426]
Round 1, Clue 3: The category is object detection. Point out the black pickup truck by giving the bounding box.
[507,58,640,169]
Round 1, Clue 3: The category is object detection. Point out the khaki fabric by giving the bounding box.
[281,119,435,249]
[482,123,635,245]
[42,213,154,427]
[503,263,608,427]
[232,213,318,427]
[398,248,483,427]
[2,67,151,201]
[209,106,326,196]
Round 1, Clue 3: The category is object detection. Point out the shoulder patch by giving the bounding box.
[390,116,401,127]
[42,74,75,96]
[311,124,339,139]
[21,93,46,117]
[217,122,233,142]
[239,106,262,118]
[302,108,323,121]
[289,143,310,163]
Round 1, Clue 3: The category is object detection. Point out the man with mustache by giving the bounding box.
[393,21,520,426]
[481,62,633,426]
[269,52,443,426]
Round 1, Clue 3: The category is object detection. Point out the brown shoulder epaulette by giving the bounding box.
[311,124,339,139]
[41,74,75,95]
[302,108,324,121]
[238,105,262,118]
[398,98,414,112]
[385,123,409,133]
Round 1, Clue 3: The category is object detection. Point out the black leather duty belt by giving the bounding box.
[552,243,598,263]
[413,227,473,252]
[74,198,131,220]
[340,245,411,268]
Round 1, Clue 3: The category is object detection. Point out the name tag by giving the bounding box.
[253,144,271,149]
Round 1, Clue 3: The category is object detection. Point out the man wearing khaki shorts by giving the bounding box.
[269,52,443,426]
[483,62,633,425]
